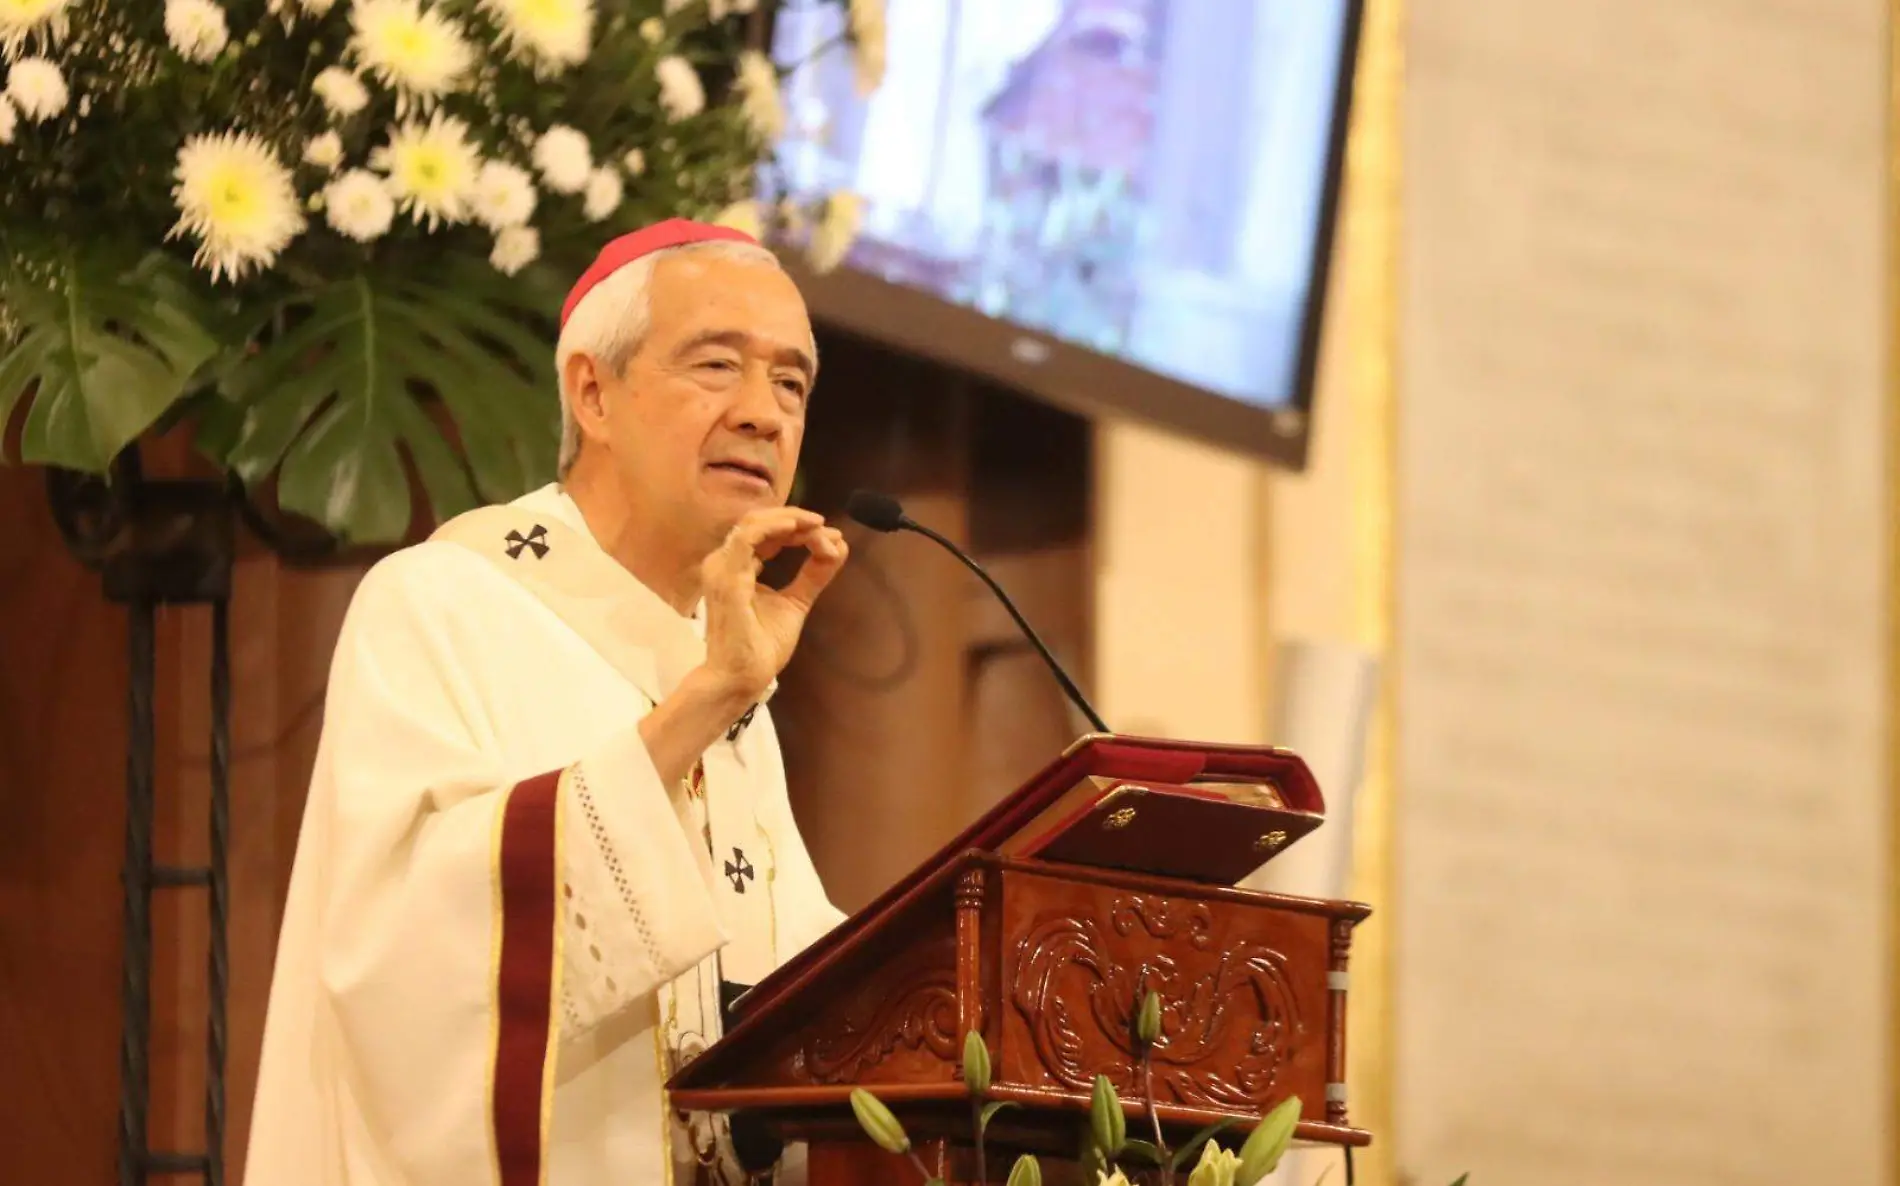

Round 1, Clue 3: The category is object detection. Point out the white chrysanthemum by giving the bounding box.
[303,130,343,170]
[637,16,663,44]
[654,54,703,122]
[621,147,646,176]
[713,199,761,240]
[312,67,369,117]
[531,123,590,194]
[471,159,536,230]
[848,0,886,96]
[6,57,66,121]
[581,165,621,222]
[0,95,16,144]
[298,0,337,13]
[661,0,689,12]
[734,50,783,142]
[323,168,396,241]
[170,130,306,282]
[350,0,473,110]
[807,190,861,273]
[165,0,229,63]
[0,0,70,56]
[479,0,593,74]
[371,113,479,227]
[490,225,539,275]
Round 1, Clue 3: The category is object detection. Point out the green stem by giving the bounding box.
[1144,1053,1172,1186]
[971,1095,988,1186]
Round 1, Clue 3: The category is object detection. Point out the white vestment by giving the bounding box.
[246,484,846,1186]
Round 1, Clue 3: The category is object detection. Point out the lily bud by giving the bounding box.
[1006,1153,1042,1186]
[1136,991,1162,1046]
[848,1088,911,1156]
[1236,1095,1301,1185]
[1089,1074,1126,1158]
[962,1029,992,1096]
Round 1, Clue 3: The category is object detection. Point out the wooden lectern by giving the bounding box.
[670,736,1373,1184]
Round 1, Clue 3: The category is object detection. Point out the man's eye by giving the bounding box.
[698,357,739,372]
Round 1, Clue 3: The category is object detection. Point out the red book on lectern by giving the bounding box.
[731,734,1325,1022]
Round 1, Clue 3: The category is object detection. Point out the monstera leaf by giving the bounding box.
[206,259,559,545]
[0,249,225,470]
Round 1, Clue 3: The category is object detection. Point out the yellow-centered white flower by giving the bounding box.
[0,0,71,57]
[848,0,886,96]
[164,0,229,63]
[6,55,64,119]
[479,0,593,74]
[808,190,861,273]
[581,165,622,222]
[350,0,474,110]
[531,124,591,194]
[171,130,307,282]
[303,130,344,170]
[654,54,704,121]
[313,67,370,118]
[735,50,783,141]
[324,168,396,241]
[371,113,480,228]
[713,198,762,240]
[490,225,539,275]
[471,159,537,230]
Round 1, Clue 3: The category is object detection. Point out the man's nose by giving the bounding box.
[728,367,785,437]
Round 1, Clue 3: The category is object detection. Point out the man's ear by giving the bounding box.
[564,352,610,446]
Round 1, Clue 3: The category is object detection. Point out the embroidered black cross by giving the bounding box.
[504,524,550,560]
[724,847,755,894]
[726,703,758,742]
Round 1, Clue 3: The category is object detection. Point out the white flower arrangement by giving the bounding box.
[0,0,876,545]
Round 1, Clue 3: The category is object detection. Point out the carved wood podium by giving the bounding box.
[670,736,1373,1184]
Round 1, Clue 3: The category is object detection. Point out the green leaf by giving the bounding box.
[1120,1139,1165,1165]
[2,249,224,470]
[1236,1096,1302,1186]
[1446,1176,1470,1186]
[1170,1118,1241,1171]
[977,1099,1017,1140]
[219,270,557,543]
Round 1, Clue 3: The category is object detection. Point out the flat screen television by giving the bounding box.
[763,0,1365,468]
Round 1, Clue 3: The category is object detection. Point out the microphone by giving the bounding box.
[843,489,1110,734]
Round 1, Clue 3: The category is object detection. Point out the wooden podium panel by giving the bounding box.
[670,852,1371,1150]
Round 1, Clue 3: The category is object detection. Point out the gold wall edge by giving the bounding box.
[1343,2,1403,1185]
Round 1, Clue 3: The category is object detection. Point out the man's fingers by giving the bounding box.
[777,528,849,609]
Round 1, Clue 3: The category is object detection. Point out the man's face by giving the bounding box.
[582,252,816,548]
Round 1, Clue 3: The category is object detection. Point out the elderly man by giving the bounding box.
[246,220,850,1186]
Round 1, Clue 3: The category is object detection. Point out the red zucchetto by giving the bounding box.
[559,218,761,328]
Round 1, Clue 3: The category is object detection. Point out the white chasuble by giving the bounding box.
[245,485,846,1186]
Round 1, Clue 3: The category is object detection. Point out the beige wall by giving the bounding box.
[1398,2,1890,1185]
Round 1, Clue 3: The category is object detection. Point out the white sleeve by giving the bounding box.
[557,725,726,1040]
[311,550,725,1185]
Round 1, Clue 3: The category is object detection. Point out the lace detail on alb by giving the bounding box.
[572,763,663,974]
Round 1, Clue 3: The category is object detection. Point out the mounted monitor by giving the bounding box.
[765,0,1364,468]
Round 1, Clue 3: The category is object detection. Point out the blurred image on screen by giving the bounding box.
[769,0,1353,410]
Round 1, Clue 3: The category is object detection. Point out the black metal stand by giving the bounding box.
[49,461,236,1186]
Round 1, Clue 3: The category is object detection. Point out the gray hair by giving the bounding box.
[554,237,787,479]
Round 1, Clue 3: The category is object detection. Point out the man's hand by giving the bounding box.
[700,507,848,701]
[638,508,847,789]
